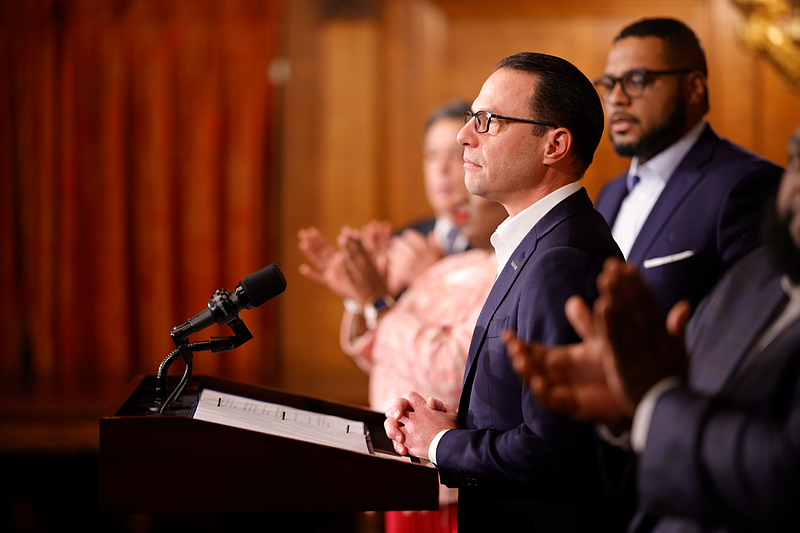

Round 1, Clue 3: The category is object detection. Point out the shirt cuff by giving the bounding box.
[428,429,450,466]
[630,376,684,452]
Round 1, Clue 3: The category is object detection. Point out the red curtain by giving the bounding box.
[0,0,285,401]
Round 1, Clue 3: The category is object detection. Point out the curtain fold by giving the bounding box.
[0,0,285,400]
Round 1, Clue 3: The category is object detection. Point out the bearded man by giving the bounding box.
[592,17,782,313]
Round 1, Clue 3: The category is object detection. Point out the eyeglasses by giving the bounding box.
[593,68,693,100]
[464,110,557,134]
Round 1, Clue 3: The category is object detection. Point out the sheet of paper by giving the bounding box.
[191,389,370,455]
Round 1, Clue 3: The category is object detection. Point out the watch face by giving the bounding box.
[365,295,395,329]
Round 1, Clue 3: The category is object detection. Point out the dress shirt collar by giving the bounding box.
[433,216,468,253]
[433,216,456,242]
[627,118,707,189]
[777,275,800,335]
[490,181,582,277]
[746,274,800,363]
[781,276,800,302]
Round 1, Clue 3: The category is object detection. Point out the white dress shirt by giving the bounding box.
[490,181,583,277]
[428,180,583,465]
[612,119,707,259]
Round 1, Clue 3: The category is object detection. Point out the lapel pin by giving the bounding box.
[511,261,518,270]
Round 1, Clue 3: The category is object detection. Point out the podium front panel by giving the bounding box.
[100,375,439,514]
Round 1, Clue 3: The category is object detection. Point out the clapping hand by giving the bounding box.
[505,258,691,423]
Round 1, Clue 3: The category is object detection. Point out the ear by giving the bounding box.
[542,128,573,167]
[685,71,707,106]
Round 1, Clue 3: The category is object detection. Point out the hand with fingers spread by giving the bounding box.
[298,226,359,301]
[595,257,691,414]
[505,257,691,423]
[384,391,457,459]
[386,229,445,296]
[359,219,392,282]
[503,294,628,423]
[336,227,391,307]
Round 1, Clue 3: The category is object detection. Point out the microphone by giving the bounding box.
[170,264,286,344]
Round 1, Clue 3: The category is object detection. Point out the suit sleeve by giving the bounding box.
[638,379,800,530]
[437,247,603,485]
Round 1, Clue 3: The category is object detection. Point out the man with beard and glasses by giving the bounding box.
[593,17,782,314]
[503,120,800,533]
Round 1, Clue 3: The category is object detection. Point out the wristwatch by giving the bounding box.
[364,294,396,329]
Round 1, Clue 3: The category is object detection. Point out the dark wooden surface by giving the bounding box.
[100,375,439,514]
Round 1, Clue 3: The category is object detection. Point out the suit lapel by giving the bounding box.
[457,189,593,417]
[627,125,718,265]
[458,229,536,420]
[724,317,800,399]
[691,270,788,394]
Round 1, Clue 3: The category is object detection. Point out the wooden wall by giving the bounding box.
[276,0,800,405]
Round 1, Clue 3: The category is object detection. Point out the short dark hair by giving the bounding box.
[496,52,604,176]
[615,18,708,76]
[425,99,472,131]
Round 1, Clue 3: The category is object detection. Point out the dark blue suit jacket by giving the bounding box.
[595,124,782,314]
[633,247,800,533]
[436,188,624,531]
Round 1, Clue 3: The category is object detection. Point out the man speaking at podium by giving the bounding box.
[385,52,625,532]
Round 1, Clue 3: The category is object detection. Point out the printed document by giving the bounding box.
[191,388,371,455]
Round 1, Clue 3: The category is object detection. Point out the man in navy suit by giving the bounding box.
[384,52,625,531]
[505,121,800,533]
[593,18,782,313]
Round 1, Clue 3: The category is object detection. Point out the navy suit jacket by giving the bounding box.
[633,247,800,533]
[436,188,625,531]
[595,124,782,314]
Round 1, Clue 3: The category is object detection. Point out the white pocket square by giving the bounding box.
[642,250,695,269]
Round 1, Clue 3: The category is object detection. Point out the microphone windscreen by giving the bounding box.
[240,264,287,307]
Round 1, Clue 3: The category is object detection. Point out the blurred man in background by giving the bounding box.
[593,18,782,313]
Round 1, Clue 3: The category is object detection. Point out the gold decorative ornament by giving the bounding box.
[732,0,800,93]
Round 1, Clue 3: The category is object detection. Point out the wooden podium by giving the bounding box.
[100,375,439,514]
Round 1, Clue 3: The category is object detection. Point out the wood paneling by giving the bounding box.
[277,0,800,405]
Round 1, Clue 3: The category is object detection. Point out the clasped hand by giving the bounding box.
[384,391,458,460]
